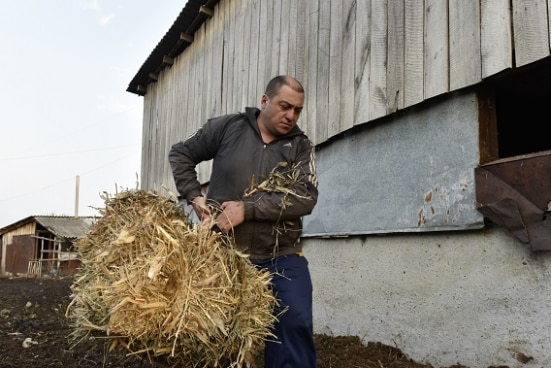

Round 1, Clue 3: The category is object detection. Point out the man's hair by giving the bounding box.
[264,75,304,98]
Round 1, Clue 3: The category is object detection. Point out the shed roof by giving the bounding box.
[0,216,97,239]
[34,216,96,239]
[127,0,220,96]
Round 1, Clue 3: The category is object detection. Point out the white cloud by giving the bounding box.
[100,13,115,26]
[83,0,100,11]
[82,0,114,26]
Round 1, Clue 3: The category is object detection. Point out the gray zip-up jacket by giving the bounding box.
[169,107,318,260]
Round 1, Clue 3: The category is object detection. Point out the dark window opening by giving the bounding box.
[494,58,551,158]
[61,240,74,252]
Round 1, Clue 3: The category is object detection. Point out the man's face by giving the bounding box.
[261,85,304,136]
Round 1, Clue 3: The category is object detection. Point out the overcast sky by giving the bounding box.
[0,1,185,227]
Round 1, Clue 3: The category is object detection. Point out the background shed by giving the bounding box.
[0,216,96,277]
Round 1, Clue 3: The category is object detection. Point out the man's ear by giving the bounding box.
[260,94,269,109]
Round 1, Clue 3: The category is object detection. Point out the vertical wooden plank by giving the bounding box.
[279,0,290,74]
[221,0,231,113]
[387,0,405,113]
[167,69,176,183]
[201,2,226,184]
[185,32,195,128]
[327,0,355,136]
[210,1,225,117]
[305,0,319,143]
[328,0,343,137]
[480,0,512,78]
[239,0,251,110]
[203,5,214,119]
[193,31,201,124]
[189,29,207,183]
[227,0,238,112]
[184,43,194,136]
[168,43,180,154]
[248,0,261,107]
[193,26,205,124]
[478,88,499,164]
[286,0,298,76]
[340,0,356,132]
[404,0,424,107]
[206,5,221,178]
[202,18,214,120]
[316,0,331,143]
[148,90,159,188]
[178,40,191,138]
[141,93,153,188]
[182,36,195,136]
[294,1,307,84]
[512,0,550,67]
[155,77,166,189]
[232,0,250,112]
[449,0,481,90]
[271,0,282,77]
[168,68,180,187]
[369,0,388,120]
[354,0,371,124]
[424,0,448,99]
[260,0,274,89]
[168,57,182,148]
[196,23,214,178]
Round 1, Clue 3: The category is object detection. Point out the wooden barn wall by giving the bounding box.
[1,223,37,246]
[1,223,36,274]
[139,0,551,227]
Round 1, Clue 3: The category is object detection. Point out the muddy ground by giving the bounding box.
[0,277,500,368]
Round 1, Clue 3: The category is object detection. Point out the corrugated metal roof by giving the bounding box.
[127,0,220,96]
[34,216,96,239]
[0,216,97,239]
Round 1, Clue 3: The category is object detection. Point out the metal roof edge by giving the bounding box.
[126,0,220,96]
[0,215,98,237]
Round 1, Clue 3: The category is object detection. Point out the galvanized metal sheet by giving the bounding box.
[303,91,484,237]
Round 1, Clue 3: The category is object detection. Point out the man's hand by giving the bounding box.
[191,195,211,222]
[191,195,213,237]
[216,201,245,233]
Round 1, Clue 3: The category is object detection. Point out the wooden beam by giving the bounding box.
[148,72,158,81]
[199,5,214,17]
[162,55,174,66]
[180,32,194,43]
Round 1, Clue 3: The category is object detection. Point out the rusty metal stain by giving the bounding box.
[425,191,433,202]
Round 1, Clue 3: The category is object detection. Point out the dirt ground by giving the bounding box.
[0,277,496,368]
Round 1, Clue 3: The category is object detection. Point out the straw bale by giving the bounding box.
[66,189,278,368]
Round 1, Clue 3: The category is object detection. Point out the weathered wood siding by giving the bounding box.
[140,0,551,201]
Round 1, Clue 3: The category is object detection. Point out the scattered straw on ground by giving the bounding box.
[66,189,278,368]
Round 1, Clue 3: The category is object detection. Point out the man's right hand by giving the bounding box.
[191,195,211,223]
[191,195,214,238]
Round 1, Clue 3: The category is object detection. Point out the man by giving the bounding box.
[169,75,318,367]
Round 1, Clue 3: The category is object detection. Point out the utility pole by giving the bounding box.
[75,175,80,217]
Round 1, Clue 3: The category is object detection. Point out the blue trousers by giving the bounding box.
[252,254,317,368]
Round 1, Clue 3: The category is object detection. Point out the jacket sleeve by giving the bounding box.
[168,116,225,203]
[243,137,318,222]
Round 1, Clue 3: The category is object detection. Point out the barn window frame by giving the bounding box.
[475,58,551,251]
